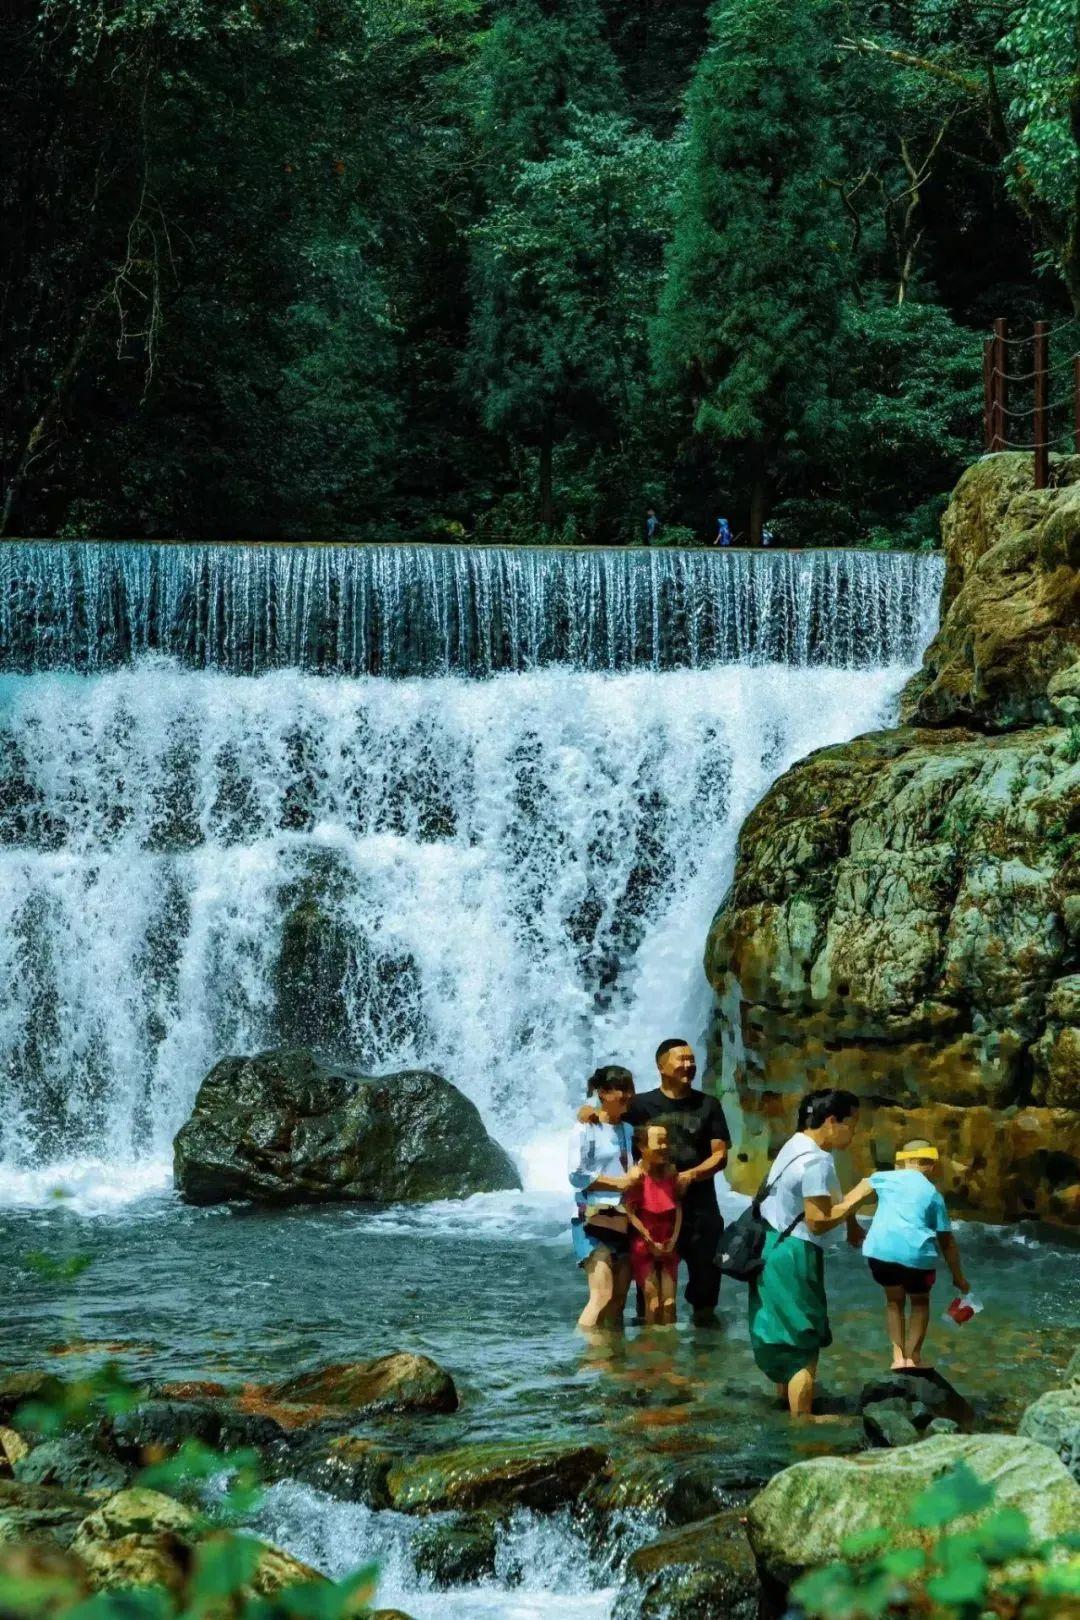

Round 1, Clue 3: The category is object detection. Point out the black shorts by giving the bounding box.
[868,1258,936,1294]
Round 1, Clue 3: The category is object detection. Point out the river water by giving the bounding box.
[4,542,1070,1618]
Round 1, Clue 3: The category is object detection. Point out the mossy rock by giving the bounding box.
[105,1397,287,1462]
[582,1454,730,1528]
[614,1509,759,1620]
[14,1438,129,1497]
[1019,1385,1080,1483]
[269,1353,457,1418]
[72,1488,320,1596]
[746,1434,1080,1589]
[387,1441,607,1515]
[0,1478,95,1549]
[283,1435,398,1507]
[173,1048,520,1205]
[0,1372,67,1428]
[411,1513,500,1586]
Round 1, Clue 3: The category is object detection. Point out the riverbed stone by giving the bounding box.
[280,1435,397,1506]
[862,1400,920,1448]
[614,1509,759,1620]
[14,1437,129,1497]
[0,1428,30,1476]
[746,1434,1080,1589]
[411,1513,500,1586]
[1019,1385,1080,1482]
[0,1372,66,1427]
[0,1478,94,1549]
[72,1488,320,1596]
[706,458,1080,1227]
[105,1396,288,1461]
[858,1369,974,1431]
[173,1047,520,1205]
[386,1441,608,1515]
[269,1353,458,1418]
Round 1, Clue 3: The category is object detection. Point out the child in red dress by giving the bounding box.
[624,1124,682,1325]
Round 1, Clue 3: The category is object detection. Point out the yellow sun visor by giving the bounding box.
[896,1145,939,1163]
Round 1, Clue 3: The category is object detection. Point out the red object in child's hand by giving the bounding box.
[947,1295,975,1325]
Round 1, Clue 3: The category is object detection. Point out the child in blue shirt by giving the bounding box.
[848,1140,970,1370]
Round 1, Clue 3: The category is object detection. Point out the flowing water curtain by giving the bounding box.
[0,544,944,676]
[0,660,922,1181]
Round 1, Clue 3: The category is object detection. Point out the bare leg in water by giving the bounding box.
[787,1357,818,1417]
[906,1292,931,1366]
[883,1284,907,1369]
[578,1250,615,1330]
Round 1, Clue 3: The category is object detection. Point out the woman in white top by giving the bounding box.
[568,1064,637,1330]
[749,1088,867,1416]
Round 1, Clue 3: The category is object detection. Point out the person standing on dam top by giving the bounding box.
[645,509,661,544]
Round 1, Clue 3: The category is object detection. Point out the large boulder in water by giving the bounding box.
[386,1441,608,1515]
[614,1510,760,1620]
[706,454,1080,1225]
[173,1048,520,1205]
[745,1434,1080,1590]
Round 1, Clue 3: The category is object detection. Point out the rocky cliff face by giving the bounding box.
[706,454,1080,1224]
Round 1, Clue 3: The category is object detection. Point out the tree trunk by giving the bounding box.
[538,418,555,530]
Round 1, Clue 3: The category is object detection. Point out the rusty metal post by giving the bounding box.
[1033,320,1049,488]
[983,340,994,452]
[991,317,1008,452]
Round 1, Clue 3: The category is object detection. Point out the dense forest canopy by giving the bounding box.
[2,0,1078,545]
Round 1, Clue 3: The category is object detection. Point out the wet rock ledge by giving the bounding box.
[708,453,1080,1223]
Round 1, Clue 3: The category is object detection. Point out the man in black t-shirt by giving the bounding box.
[626,1038,730,1323]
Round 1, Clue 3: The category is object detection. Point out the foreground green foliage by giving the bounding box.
[793,1461,1080,1620]
[1,0,1076,542]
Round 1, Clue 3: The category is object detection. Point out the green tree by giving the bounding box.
[465,0,628,528]
[468,111,668,534]
[655,0,853,544]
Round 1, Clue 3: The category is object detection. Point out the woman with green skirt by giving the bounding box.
[749,1089,866,1417]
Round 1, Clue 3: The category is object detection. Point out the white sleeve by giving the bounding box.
[801,1153,834,1201]
[568,1123,594,1191]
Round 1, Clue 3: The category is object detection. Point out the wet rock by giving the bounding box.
[0,1478,95,1548]
[269,1353,458,1418]
[614,1509,759,1620]
[71,1487,320,1596]
[582,1454,733,1528]
[14,1438,129,1497]
[858,1369,974,1432]
[706,453,1080,1227]
[0,1428,30,1476]
[0,1372,66,1428]
[282,1435,397,1507]
[387,1441,608,1515]
[411,1513,500,1586]
[105,1397,288,1462]
[746,1434,1080,1589]
[1019,1385,1080,1482]
[862,1400,920,1448]
[173,1047,520,1206]
[927,1417,959,1437]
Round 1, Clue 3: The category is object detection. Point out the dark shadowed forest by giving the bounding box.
[2,0,1075,544]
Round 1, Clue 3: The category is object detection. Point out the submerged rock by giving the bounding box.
[615,1509,759,1620]
[281,1435,397,1507]
[746,1434,1080,1589]
[173,1047,520,1205]
[858,1369,974,1434]
[707,454,1080,1226]
[386,1441,607,1515]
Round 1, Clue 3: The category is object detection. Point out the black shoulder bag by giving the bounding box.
[714,1150,815,1283]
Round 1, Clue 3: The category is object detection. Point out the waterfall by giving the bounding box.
[0,544,943,1206]
[0,543,942,674]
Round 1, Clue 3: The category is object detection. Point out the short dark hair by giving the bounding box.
[587,1064,634,1097]
[797,1088,860,1131]
[655,1037,691,1064]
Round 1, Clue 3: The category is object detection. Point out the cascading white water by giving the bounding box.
[0,545,944,1207]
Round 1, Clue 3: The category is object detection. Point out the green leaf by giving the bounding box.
[839,1528,888,1558]
[190,1534,263,1605]
[909,1463,993,1530]
[880,1545,925,1578]
[975,1506,1032,1562]
[927,1557,989,1607]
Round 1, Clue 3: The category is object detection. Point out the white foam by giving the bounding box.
[0,660,919,1207]
[0,1157,172,1215]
